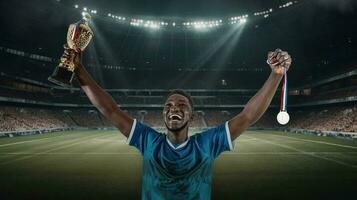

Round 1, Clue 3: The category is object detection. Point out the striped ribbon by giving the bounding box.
[280,70,288,112]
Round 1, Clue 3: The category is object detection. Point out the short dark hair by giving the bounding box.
[166,89,194,110]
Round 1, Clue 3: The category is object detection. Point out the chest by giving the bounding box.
[143,140,213,177]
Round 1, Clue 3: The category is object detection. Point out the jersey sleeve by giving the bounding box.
[198,121,235,158]
[126,119,161,155]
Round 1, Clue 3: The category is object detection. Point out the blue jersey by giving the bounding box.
[127,119,234,200]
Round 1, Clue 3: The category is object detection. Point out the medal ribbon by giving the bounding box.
[280,70,288,112]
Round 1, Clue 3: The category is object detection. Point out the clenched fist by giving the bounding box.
[267,49,292,75]
[60,44,83,72]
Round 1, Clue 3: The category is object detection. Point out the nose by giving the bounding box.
[170,105,179,112]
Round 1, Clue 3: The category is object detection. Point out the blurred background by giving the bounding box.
[0,1,356,199]
[0,0,355,132]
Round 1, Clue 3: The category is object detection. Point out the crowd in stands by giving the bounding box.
[0,104,356,133]
[287,106,357,132]
[254,105,357,133]
[0,107,69,132]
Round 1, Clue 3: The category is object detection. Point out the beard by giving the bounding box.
[165,120,189,133]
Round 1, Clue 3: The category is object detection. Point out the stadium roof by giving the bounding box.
[0,0,356,89]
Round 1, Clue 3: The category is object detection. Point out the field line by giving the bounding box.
[246,136,357,169]
[0,134,68,147]
[0,133,111,165]
[267,134,357,149]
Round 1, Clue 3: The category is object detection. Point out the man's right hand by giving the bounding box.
[61,44,83,71]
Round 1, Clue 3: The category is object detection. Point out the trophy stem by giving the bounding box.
[48,66,75,87]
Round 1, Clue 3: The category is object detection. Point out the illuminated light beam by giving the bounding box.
[177,22,246,85]
[86,21,119,87]
[210,22,246,70]
[193,22,246,70]
[197,23,247,86]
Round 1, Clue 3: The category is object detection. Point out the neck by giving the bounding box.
[167,126,188,144]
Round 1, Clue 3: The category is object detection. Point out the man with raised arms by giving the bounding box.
[63,47,291,200]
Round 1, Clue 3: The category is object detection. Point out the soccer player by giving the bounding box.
[65,47,291,200]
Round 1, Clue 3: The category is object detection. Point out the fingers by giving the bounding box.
[268,49,292,74]
[277,52,288,64]
[61,44,81,58]
[267,51,274,59]
[279,56,292,72]
[284,57,292,66]
[59,44,84,71]
[272,49,290,64]
[267,49,284,65]
[267,51,278,66]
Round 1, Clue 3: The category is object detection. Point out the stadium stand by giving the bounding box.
[1,104,356,134]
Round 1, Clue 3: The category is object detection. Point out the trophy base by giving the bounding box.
[48,67,75,87]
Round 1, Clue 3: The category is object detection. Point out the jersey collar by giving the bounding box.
[166,136,189,150]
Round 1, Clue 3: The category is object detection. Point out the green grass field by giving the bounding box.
[0,130,356,200]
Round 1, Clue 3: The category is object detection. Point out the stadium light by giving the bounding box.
[69,1,298,31]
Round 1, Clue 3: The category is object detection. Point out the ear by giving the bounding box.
[190,111,195,121]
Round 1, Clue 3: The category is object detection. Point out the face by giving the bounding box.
[163,94,193,132]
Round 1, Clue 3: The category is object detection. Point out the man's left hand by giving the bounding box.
[267,49,292,75]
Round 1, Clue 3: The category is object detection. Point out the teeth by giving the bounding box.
[169,114,182,120]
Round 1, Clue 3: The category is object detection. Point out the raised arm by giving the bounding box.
[66,48,134,137]
[228,49,292,140]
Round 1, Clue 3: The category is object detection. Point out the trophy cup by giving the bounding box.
[48,12,94,87]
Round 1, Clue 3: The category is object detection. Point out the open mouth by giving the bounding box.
[168,114,183,121]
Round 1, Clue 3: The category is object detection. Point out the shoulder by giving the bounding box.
[197,123,228,137]
[192,122,233,148]
[127,119,164,144]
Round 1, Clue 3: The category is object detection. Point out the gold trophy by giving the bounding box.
[48,12,93,87]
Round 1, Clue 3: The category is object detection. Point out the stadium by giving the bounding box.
[0,0,356,199]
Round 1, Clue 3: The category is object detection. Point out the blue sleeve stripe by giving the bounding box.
[225,121,235,151]
[126,119,137,144]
